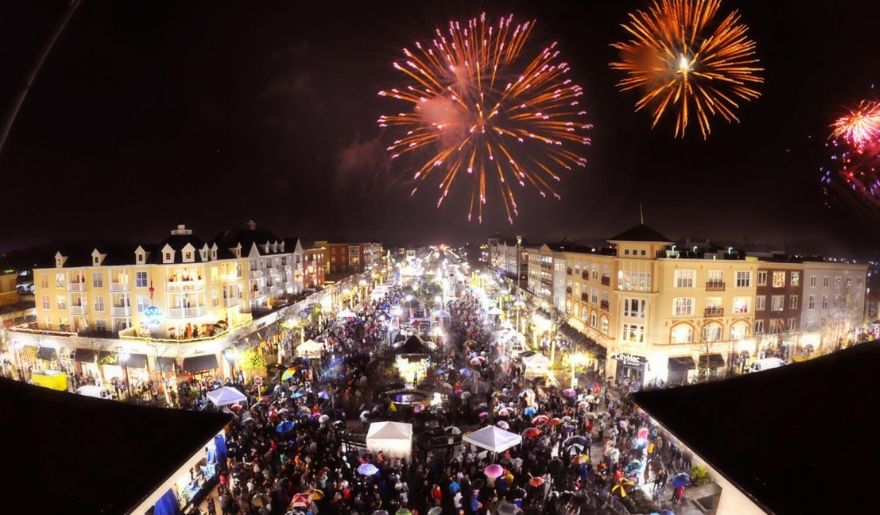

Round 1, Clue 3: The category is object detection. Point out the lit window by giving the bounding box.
[772,272,786,288]
[756,296,766,311]
[770,295,785,312]
[674,270,695,288]
[790,272,800,287]
[703,324,722,342]
[757,271,767,286]
[673,297,694,316]
[735,271,752,288]
[671,324,692,343]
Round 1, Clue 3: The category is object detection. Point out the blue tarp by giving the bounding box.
[153,489,181,515]
[213,434,227,465]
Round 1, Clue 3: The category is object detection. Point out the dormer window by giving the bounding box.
[136,254,144,264]
[199,250,207,261]
[93,256,100,265]
[164,252,172,262]
[211,249,217,259]
[185,251,193,260]
[56,258,63,268]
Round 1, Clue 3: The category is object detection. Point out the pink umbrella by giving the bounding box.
[637,427,649,440]
[479,411,489,418]
[563,388,576,397]
[484,464,504,478]
[532,415,550,425]
[496,420,510,430]
[497,407,513,417]
[413,403,425,413]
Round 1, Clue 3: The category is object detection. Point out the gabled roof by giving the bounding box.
[633,342,880,515]
[214,228,286,256]
[608,224,671,243]
[0,378,230,514]
[395,334,431,355]
[152,234,209,264]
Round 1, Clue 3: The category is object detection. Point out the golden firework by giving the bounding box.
[610,0,763,138]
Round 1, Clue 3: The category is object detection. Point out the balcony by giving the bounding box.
[581,292,589,302]
[167,279,205,292]
[601,276,611,286]
[600,300,610,311]
[704,307,724,317]
[167,306,207,319]
[250,290,267,301]
[109,282,129,292]
[68,282,85,292]
[70,305,86,315]
[223,296,239,307]
[111,306,131,317]
[566,268,572,275]
[250,269,264,278]
[705,281,726,291]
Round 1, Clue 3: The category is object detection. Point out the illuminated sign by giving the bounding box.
[144,305,163,327]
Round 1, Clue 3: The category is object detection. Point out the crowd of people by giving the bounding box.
[181,270,699,515]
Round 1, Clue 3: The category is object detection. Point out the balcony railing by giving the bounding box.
[601,276,610,286]
[223,296,239,307]
[600,300,610,311]
[111,306,131,317]
[582,272,589,280]
[167,306,207,319]
[167,279,205,292]
[705,281,726,291]
[250,291,267,301]
[68,282,85,292]
[704,307,724,317]
[70,305,85,315]
[109,282,129,292]
[250,269,264,278]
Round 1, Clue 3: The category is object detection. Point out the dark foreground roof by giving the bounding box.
[609,224,671,243]
[0,378,230,514]
[633,342,880,515]
[395,334,431,355]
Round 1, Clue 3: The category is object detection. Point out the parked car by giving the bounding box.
[748,357,785,373]
[76,385,112,399]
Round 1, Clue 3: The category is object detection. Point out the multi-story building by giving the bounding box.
[519,224,868,387]
[316,241,384,276]
[488,236,528,286]
[526,243,573,313]
[303,247,326,289]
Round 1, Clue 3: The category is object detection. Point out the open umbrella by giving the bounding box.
[571,454,590,465]
[528,476,545,487]
[497,407,513,417]
[523,406,537,417]
[291,391,305,399]
[395,509,412,515]
[275,421,294,433]
[637,427,650,440]
[318,414,330,424]
[479,411,489,419]
[672,472,691,489]
[445,426,462,435]
[549,417,562,427]
[522,427,541,438]
[281,367,298,381]
[496,420,510,430]
[318,391,331,400]
[532,415,550,425]
[357,463,379,476]
[562,388,576,397]
[291,493,311,508]
[564,435,588,448]
[624,460,642,475]
[484,464,504,478]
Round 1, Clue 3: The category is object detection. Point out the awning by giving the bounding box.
[74,348,97,362]
[155,357,177,372]
[37,347,57,361]
[668,356,696,370]
[182,354,219,373]
[123,353,148,369]
[18,345,38,362]
[699,354,726,369]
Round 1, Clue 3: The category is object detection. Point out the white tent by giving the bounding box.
[366,421,413,459]
[487,306,503,315]
[296,339,324,357]
[206,386,247,407]
[336,309,357,319]
[462,425,522,453]
[521,353,551,369]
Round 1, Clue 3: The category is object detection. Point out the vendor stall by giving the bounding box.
[296,339,324,358]
[206,386,247,407]
[366,421,413,460]
[463,425,522,454]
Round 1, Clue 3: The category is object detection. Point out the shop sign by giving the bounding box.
[614,353,646,367]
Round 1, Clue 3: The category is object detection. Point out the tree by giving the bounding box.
[239,348,266,371]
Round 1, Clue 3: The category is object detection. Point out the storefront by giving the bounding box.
[613,353,647,385]
[667,356,696,386]
[698,353,726,379]
[182,354,220,381]
[74,348,101,381]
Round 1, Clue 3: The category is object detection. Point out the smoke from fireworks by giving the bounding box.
[610,0,763,138]
[378,13,592,224]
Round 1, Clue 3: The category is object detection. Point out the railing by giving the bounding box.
[167,279,205,292]
[68,282,85,292]
[224,296,239,307]
[70,305,85,315]
[706,281,726,291]
[250,291,267,301]
[111,306,131,317]
[109,282,128,292]
[167,306,207,319]
[704,307,724,317]
[601,276,610,286]
[250,269,264,278]
[600,300,610,311]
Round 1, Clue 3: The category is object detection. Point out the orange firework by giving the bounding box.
[610,0,763,138]
[831,100,880,151]
[378,13,591,224]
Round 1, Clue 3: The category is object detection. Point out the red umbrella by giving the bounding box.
[522,427,541,438]
[528,476,545,487]
[549,417,563,427]
[291,493,311,508]
[532,415,550,425]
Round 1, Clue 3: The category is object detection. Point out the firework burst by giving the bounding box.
[610,0,763,138]
[378,13,592,224]
[830,100,880,151]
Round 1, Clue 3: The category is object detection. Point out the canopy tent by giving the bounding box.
[206,386,247,407]
[462,425,522,453]
[366,421,413,460]
[296,339,324,357]
[486,306,503,315]
[521,353,551,369]
[336,309,357,319]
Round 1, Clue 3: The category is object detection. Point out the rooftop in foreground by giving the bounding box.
[0,378,230,514]
[633,342,880,515]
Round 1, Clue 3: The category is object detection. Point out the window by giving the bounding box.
[211,290,219,307]
[768,319,785,334]
[56,295,66,310]
[674,269,695,288]
[136,271,148,288]
[708,270,724,285]
[92,272,103,288]
[618,271,651,291]
[789,295,799,309]
[846,278,852,288]
[731,323,749,340]
[115,319,129,331]
[836,276,841,287]
[641,250,647,256]
[858,277,864,285]
[791,272,800,287]
[822,295,828,309]
[95,319,106,332]
[810,276,816,287]
[136,252,144,264]
[671,324,692,343]
[770,295,785,312]
[601,317,609,334]
[754,320,765,334]
[757,271,768,286]
[55,273,66,288]
[185,251,193,260]
[673,297,694,316]
[624,298,646,318]
[94,296,104,312]
[772,271,786,288]
[756,295,766,311]
[735,270,752,287]
[42,296,50,309]
[590,312,597,328]
[823,276,829,287]
[624,249,630,255]
[136,296,148,313]
[40,274,48,289]
[733,297,751,314]
[591,288,598,304]
[788,318,798,331]
[703,324,722,342]
[808,295,815,309]
[622,324,645,343]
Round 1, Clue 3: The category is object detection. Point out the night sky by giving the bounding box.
[0,1,878,256]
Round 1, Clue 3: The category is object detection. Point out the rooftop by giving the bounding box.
[632,342,880,515]
[0,378,230,514]
[608,224,672,243]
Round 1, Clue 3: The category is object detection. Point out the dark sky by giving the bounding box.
[0,0,878,256]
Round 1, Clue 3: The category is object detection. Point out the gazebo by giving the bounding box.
[394,335,432,386]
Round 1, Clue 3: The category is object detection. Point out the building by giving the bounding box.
[303,246,326,289]
[800,260,867,348]
[488,236,528,286]
[518,224,868,387]
[316,241,384,276]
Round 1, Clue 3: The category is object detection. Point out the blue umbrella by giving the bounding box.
[524,407,537,417]
[434,368,446,375]
[624,460,642,475]
[318,391,331,400]
[290,391,305,399]
[275,421,295,433]
[672,472,691,489]
[357,463,379,476]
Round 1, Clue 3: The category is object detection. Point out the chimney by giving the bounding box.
[171,224,192,235]
[246,220,256,230]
